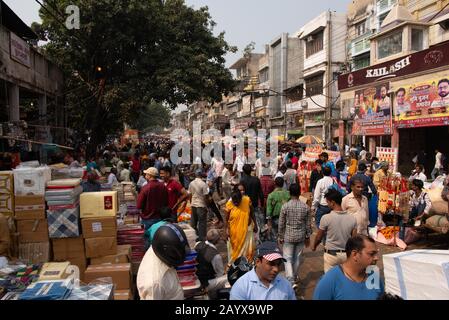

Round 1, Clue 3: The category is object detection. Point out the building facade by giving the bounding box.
[295,11,347,145]
[339,0,449,174]
[0,1,64,163]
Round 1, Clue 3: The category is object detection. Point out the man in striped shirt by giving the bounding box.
[278,184,312,288]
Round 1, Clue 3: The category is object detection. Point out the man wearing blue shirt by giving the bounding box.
[313,235,384,300]
[230,241,296,300]
[320,152,337,177]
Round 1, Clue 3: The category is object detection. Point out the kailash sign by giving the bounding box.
[10,32,31,68]
[338,41,449,90]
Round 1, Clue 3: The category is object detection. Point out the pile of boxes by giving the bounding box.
[79,191,134,300]
[1,165,142,300]
[13,166,52,264]
[46,179,83,239]
[0,171,14,218]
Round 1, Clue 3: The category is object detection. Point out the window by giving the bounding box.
[305,74,323,97]
[411,28,424,52]
[378,12,389,29]
[259,67,269,83]
[355,20,367,37]
[378,30,402,59]
[306,31,324,58]
[352,56,370,70]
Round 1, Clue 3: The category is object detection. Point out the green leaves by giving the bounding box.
[35,0,235,146]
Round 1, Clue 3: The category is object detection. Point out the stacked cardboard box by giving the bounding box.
[15,195,50,264]
[13,166,51,264]
[81,216,118,258]
[117,224,145,275]
[0,171,14,218]
[46,179,83,239]
[52,237,88,280]
[84,263,132,297]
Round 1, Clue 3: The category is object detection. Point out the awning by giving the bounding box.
[287,130,304,135]
[299,21,326,40]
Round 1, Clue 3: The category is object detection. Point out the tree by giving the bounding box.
[35,0,237,155]
[133,102,172,133]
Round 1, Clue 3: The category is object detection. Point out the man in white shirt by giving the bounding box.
[211,154,224,196]
[312,167,334,228]
[119,163,131,182]
[107,168,119,185]
[188,169,209,241]
[275,165,287,190]
[233,153,247,179]
[341,178,369,236]
[137,224,187,300]
[221,164,232,202]
[409,164,427,183]
[431,149,444,180]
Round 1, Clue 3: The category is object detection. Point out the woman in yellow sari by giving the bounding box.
[348,152,358,180]
[224,184,257,266]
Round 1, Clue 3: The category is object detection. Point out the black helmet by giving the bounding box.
[152,224,189,267]
[227,256,252,286]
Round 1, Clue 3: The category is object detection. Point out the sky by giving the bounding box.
[4,0,350,113]
[4,0,350,65]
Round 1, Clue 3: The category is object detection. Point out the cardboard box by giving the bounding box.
[81,216,117,239]
[52,237,85,260]
[114,289,133,300]
[14,195,45,220]
[383,249,449,300]
[85,237,117,258]
[18,242,50,264]
[17,219,49,243]
[84,263,131,290]
[39,262,71,280]
[80,191,118,218]
[0,171,14,194]
[0,193,14,217]
[13,166,51,196]
[90,245,131,265]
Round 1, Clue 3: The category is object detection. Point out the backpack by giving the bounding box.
[328,177,348,196]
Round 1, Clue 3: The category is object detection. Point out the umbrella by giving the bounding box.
[296,135,323,145]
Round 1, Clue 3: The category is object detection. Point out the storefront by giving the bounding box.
[286,111,304,140]
[338,41,449,174]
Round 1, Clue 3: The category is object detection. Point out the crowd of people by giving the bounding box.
[50,136,449,301]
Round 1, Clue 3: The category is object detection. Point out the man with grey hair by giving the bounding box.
[195,229,229,299]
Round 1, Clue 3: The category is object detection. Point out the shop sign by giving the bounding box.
[393,78,449,128]
[338,41,449,90]
[352,83,392,136]
[286,100,302,112]
[10,32,31,67]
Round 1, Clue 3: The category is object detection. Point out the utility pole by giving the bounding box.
[326,11,333,147]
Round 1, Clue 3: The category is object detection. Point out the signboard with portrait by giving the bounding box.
[351,84,392,136]
[394,78,449,128]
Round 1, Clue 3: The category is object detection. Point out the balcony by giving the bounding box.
[350,33,371,57]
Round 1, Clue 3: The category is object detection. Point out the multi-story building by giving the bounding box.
[295,11,347,144]
[0,1,64,163]
[229,53,264,131]
[266,33,304,137]
[339,0,449,174]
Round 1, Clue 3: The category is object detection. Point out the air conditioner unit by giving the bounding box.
[301,100,308,109]
[307,35,315,42]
